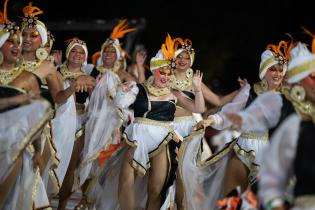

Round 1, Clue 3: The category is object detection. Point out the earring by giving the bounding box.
[0,51,3,65]
[290,85,306,102]
[260,79,269,91]
[36,47,48,61]
[186,68,193,78]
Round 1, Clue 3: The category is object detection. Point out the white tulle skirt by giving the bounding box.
[173,116,197,138]
[0,100,53,210]
[123,117,174,176]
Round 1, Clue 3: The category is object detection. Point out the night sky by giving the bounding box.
[8,0,315,93]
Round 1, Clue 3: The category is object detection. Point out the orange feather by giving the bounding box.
[22,2,43,17]
[110,19,136,39]
[0,0,9,24]
[301,27,315,53]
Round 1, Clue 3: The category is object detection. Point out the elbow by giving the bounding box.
[194,106,206,113]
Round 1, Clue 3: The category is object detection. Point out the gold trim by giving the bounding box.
[281,85,315,124]
[295,195,315,209]
[123,131,175,176]
[0,84,26,94]
[11,103,53,163]
[259,56,276,76]
[140,84,151,118]
[75,103,85,115]
[171,68,193,91]
[78,108,124,173]
[134,117,173,130]
[176,128,205,210]
[75,127,85,140]
[60,64,86,80]
[173,115,195,122]
[143,76,171,97]
[150,59,169,69]
[287,59,315,79]
[239,131,269,141]
[0,66,24,85]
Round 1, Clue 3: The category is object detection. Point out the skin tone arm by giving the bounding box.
[202,78,248,107]
[44,61,95,105]
[174,70,205,113]
[136,50,147,83]
[0,94,33,109]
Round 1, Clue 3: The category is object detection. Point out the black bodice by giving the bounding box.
[0,85,24,113]
[131,84,176,121]
[182,90,195,100]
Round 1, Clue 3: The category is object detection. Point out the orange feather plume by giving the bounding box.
[22,2,43,17]
[110,19,136,39]
[0,0,9,24]
[92,51,101,65]
[174,37,184,49]
[284,33,297,60]
[301,26,315,54]
[161,33,177,61]
[267,38,291,60]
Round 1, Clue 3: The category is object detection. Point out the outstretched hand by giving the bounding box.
[238,77,248,88]
[225,112,242,129]
[192,70,203,92]
[193,118,214,131]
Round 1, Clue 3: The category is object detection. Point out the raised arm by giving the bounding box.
[202,78,247,107]
[175,70,205,113]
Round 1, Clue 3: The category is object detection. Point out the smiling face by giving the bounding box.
[1,33,21,64]
[299,74,315,104]
[22,27,42,53]
[68,45,86,66]
[102,45,117,68]
[153,65,172,88]
[175,50,191,71]
[264,64,285,90]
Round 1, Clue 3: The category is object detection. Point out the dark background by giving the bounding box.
[7,0,315,94]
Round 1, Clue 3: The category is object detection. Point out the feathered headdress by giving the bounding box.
[0,0,20,48]
[21,2,47,46]
[110,19,136,39]
[259,39,291,79]
[0,0,19,35]
[22,2,44,29]
[161,33,177,69]
[174,37,194,54]
[174,36,195,66]
[99,19,136,66]
[150,34,177,72]
[266,39,291,64]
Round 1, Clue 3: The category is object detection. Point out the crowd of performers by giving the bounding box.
[1,1,315,210]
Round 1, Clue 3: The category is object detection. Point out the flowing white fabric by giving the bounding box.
[0,100,51,181]
[45,80,77,195]
[258,114,300,209]
[210,84,251,130]
[179,131,229,210]
[238,91,283,133]
[79,72,139,186]
[0,100,52,210]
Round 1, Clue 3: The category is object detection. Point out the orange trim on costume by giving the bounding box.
[97,143,121,166]
[246,191,258,208]
[216,196,241,210]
